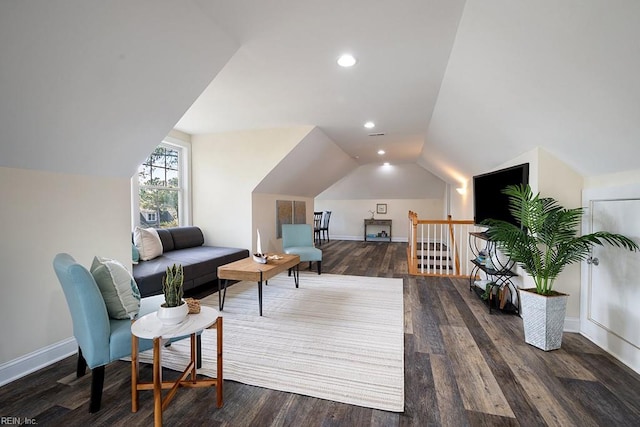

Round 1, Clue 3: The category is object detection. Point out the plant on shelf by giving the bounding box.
[481,282,495,301]
[484,184,638,350]
[157,263,188,325]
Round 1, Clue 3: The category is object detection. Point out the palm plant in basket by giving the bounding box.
[484,184,638,350]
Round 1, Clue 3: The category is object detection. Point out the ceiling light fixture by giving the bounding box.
[364,121,375,129]
[378,150,385,155]
[337,54,356,67]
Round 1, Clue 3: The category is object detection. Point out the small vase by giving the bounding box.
[157,301,189,325]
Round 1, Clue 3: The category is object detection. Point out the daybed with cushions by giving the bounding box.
[133,226,249,297]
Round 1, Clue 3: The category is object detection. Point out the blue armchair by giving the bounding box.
[53,253,168,412]
[282,224,322,274]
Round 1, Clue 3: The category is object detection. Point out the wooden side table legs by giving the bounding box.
[131,315,224,426]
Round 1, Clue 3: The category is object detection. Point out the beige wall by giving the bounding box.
[460,147,584,319]
[252,193,315,253]
[448,184,473,221]
[537,148,584,318]
[585,168,640,189]
[314,198,444,241]
[0,167,131,365]
[191,127,312,250]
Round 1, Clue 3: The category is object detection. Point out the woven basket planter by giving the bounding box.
[519,288,568,351]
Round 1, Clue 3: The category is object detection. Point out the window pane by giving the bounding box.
[136,143,184,229]
[151,147,167,167]
[151,167,166,186]
[138,147,179,188]
[138,188,179,228]
[166,168,179,186]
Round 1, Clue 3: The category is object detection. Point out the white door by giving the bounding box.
[581,184,640,374]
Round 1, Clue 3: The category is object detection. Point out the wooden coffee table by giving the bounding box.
[217,254,300,316]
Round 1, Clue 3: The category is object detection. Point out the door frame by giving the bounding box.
[581,183,640,374]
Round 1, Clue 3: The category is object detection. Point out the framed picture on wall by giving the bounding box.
[376,203,387,214]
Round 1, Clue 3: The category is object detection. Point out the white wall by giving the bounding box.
[318,163,445,200]
[314,198,444,242]
[0,167,131,365]
[315,162,447,241]
[191,127,313,250]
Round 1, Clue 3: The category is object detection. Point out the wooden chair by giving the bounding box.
[313,211,324,245]
[319,211,332,244]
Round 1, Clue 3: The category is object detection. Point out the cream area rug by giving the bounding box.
[137,272,404,412]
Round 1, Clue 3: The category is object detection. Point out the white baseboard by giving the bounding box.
[0,337,77,387]
[329,235,408,243]
[329,235,360,241]
[564,316,580,333]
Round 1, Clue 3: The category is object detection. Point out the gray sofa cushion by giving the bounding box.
[156,228,175,252]
[170,226,204,250]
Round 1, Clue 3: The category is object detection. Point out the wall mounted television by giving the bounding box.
[473,163,529,226]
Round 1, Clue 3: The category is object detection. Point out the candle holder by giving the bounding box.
[252,253,267,264]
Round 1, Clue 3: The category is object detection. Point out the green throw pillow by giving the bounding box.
[132,243,140,264]
[90,256,141,319]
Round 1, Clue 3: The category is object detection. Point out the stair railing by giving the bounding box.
[408,212,478,277]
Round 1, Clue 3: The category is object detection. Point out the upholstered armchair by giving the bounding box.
[53,253,176,412]
[282,224,322,274]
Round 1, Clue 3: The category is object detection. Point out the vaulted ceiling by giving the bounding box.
[2,1,640,189]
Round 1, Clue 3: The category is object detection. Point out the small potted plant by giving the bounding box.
[484,184,638,350]
[156,263,189,325]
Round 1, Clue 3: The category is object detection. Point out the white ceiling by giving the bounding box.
[178,0,640,185]
[176,0,466,166]
[421,0,640,183]
[2,1,640,187]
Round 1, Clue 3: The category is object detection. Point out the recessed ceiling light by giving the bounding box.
[337,54,356,67]
[364,121,375,129]
[378,150,385,155]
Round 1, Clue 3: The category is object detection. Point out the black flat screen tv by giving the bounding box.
[473,163,529,226]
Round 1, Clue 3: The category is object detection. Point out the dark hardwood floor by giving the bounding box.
[2,240,640,426]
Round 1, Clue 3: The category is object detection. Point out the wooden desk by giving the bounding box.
[217,254,300,316]
[131,306,223,427]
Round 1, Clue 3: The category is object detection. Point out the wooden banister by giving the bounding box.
[407,212,475,278]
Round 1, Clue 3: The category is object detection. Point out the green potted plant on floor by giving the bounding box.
[484,184,638,351]
[157,263,188,325]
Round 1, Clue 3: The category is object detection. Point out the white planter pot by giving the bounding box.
[156,302,189,325]
[519,288,568,351]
